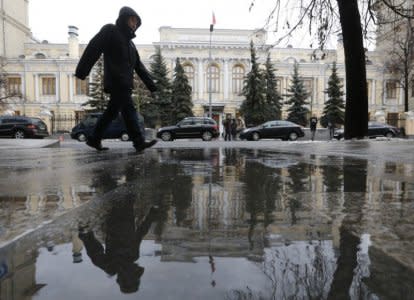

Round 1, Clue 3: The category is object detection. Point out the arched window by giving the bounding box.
[232,65,245,94]
[183,63,195,92]
[207,64,219,93]
[35,53,46,59]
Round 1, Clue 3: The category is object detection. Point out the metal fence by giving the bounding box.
[50,114,81,134]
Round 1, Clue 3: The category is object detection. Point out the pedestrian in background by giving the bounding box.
[309,115,318,141]
[328,120,335,140]
[231,119,237,140]
[75,6,157,152]
[223,115,232,141]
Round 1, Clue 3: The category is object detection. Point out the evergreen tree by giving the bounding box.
[264,53,282,120]
[133,75,157,127]
[150,46,172,126]
[171,58,193,123]
[82,56,109,111]
[285,63,309,126]
[240,41,267,126]
[321,62,345,127]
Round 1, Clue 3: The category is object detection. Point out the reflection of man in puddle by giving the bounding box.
[78,201,158,293]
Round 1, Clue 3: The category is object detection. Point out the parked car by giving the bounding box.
[239,120,305,141]
[156,117,219,141]
[333,122,401,140]
[70,113,132,142]
[0,115,49,139]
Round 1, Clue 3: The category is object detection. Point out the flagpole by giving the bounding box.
[208,25,213,118]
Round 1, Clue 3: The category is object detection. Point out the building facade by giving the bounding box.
[0,0,412,132]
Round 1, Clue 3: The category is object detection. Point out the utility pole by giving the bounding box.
[208,24,213,118]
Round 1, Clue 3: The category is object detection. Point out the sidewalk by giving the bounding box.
[0,138,60,149]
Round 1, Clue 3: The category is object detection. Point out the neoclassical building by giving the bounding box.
[0,0,411,132]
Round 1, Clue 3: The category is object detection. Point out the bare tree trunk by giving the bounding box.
[337,0,368,139]
[404,76,409,112]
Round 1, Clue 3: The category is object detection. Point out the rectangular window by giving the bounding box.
[7,77,22,95]
[207,65,220,93]
[183,65,195,93]
[303,79,313,99]
[232,66,245,95]
[386,81,397,99]
[75,77,88,95]
[41,77,56,95]
[275,78,282,93]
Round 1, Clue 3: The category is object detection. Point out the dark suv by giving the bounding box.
[70,113,133,142]
[0,116,49,139]
[156,117,219,141]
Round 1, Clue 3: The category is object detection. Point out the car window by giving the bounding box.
[84,116,99,126]
[180,119,194,126]
[9,118,26,124]
[193,119,204,125]
[262,122,272,128]
[30,118,45,126]
[2,119,14,124]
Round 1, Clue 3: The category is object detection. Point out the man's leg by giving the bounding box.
[119,90,156,152]
[87,96,121,151]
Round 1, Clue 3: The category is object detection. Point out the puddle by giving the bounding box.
[0,148,414,299]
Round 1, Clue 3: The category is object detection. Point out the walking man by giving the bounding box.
[75,6,157,152]
[309,115,318,141]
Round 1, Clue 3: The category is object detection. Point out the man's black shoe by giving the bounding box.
[86,139,109,151]
[135,139,157,153]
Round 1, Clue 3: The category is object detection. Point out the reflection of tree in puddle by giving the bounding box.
[321,156,344,193]
[242,160,281,250]
[225,240,337,300]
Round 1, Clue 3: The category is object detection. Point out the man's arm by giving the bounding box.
[134,51,157,93]
[75,25,111,80]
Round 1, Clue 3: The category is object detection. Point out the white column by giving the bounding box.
[198,59,204,99]
[399,85,404,105]
[224,59,229,100]
[372,80,376,105]
[55,72,60,103]
[69,74,73,103]
[34,74,39,102]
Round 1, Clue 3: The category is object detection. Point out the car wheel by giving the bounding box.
[14,130,25,139]
[161,131,172,141]
[120,132,129,141]
[288,132,298,141]
[202,131,213,141]
[252,132,260,141]
[385,132,394,138]
[77,133,87,142]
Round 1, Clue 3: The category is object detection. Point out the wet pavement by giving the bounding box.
[0,140,414,299]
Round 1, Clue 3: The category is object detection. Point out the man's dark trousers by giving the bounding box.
[91,88,144,146]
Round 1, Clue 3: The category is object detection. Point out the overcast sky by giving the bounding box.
[29,0,324,48]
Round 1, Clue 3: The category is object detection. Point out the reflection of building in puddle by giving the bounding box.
[0,185,95,242]
[0,228,76,299]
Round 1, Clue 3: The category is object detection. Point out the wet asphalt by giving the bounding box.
[0,138,413,300]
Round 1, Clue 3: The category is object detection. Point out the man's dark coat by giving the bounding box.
[75,6,156,93]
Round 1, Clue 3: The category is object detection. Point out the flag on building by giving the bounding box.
[210,12,216,32]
